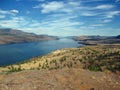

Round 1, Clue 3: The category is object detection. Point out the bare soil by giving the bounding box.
[0,69,120,90]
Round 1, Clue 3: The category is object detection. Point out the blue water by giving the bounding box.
[0,38,81,66]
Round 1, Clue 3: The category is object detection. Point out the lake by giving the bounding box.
[0,38,82,66]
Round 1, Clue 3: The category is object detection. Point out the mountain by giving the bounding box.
[72,35,117,41]
[115,35,120,39]
[73,35,120,45]
[0,28,58,44]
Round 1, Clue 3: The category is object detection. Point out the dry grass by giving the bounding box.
[0,45,120,74]
[0,45,120,90]
[0,69,120,90]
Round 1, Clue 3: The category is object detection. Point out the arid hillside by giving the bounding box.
[1,45,119,73]
[73,36,120,45]
[0,69,120,90]
[0,28,58,44]
[0,45,120,90]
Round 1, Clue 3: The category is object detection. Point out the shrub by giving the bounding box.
[8,65,22,73]
[89,65,101,71]
[60,56,67,64]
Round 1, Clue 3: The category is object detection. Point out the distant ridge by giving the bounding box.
[73,35,120,45]
[0,28,58,45]
[116,35,120,39]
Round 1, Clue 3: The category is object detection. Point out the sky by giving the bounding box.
[0,0,120,36]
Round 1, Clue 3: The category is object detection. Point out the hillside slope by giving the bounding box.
[0,45,120,90]
[1,45,119,73]
[0,69,120,90]
[0,28,58,44]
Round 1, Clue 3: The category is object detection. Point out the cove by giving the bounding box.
[0,38,82,66]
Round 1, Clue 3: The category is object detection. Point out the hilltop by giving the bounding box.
[0,45,120,90]
[0,68,120,90]
[0,28,58,44]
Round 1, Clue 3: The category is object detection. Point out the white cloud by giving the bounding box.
[0,0,119,36]
[11,17,25,21]
[30,22,41,27]
[33,1,65,10]
[0,9,10,14]
[103,19,112,23]
[106,11,120,18]
[0,9,19,15]
[10,9,19,14]
[0,16,29,28]
[33,1,81,14]
[116,0,120,2]
[81,12,99,16]
[30,0,45,2]
[36,0,45,2]
[29,15,83,29]
[0,15,5,18]
[0,14,84,36]
[68,1,80,6]
[91,24,104,27]
[33,4,41,8]
[95,4,114,9]
[81,0,103,2]
[41,1,64,13]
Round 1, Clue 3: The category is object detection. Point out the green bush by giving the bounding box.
[89,65,101,71]
[8,65,22,73]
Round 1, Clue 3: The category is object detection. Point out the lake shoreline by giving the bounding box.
[0,38,81,66]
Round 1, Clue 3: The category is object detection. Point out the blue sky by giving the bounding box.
[0,0,120,36]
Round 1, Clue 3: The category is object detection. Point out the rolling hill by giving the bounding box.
[73,35,120,45]
[0,45,120,90]
[0,28,58,44]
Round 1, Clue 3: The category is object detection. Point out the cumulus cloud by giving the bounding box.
[1,0,120,36]
[33,1,81,13]
[33,1,64,10]
[41,1,64,13]
[10,9,19,14]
